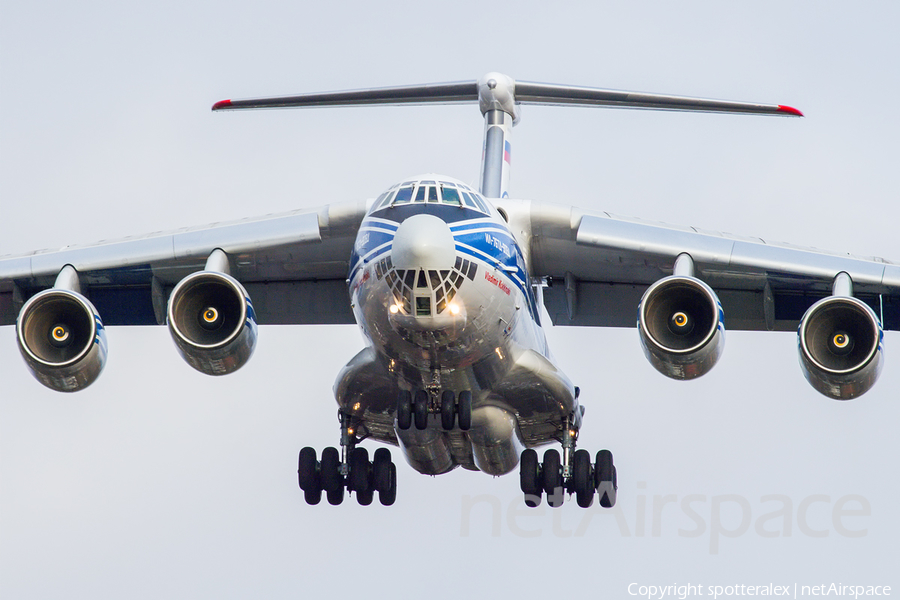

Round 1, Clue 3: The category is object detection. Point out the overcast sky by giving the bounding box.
[2,2,898,598]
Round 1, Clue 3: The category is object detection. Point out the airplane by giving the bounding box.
[0,72,890,511]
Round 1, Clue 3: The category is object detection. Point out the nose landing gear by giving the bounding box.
[519,411,617,509]
[297,411,398,506]
[396,389,472,431]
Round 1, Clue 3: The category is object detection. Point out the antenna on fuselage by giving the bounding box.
[212,73,802,199]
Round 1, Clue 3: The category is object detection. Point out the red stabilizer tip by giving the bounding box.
[777,105,803,117]
[212,99,232,111]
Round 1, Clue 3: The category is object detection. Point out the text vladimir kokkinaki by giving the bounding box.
[628,583,891,599]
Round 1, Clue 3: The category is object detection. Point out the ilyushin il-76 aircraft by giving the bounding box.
[2,73,894,510]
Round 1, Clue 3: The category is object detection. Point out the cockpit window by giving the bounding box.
[393,186,414,204]
[469,193,490,213]
[374,190,395,210]
[440,186,461,205]
[374,179,488,214]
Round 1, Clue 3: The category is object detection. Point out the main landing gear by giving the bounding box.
[396,389,472,431]
[298,411,397,506]
[519,410,617,509]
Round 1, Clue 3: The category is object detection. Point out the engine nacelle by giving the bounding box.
[638,276,725,380]
[167,270,257,376]
[16,289,108,392]
[798,296,883,400]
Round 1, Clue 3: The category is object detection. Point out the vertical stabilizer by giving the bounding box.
[477,73,518,199]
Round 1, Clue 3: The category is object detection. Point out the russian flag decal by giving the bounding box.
[504,140,511,164]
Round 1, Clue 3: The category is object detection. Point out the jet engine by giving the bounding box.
[16,288,107,392]
[798,295,883,400]
[167,269,257,376]
[638,275,724,380]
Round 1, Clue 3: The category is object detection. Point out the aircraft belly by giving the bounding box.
[334,329,578,475]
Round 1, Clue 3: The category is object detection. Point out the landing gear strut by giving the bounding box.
[297,410,398,506]
[519,407,617,509]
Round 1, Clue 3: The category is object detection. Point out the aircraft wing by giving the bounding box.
[0,200,368,326]
[516,200,900,331]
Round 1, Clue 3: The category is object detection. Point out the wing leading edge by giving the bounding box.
[501,198,900,332]
[0,200,368,326]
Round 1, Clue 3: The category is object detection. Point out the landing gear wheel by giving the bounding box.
[397,390,412,430]
[414,390,429,430]
[373,448,391,493]
[441,390,456,430]
[457,390,472,431]
[356,488,374,506]
[349,447,371,493]
[596,449,617,508]
[326,487,344,505]
[320,447,343,504]
[373,447,397,506]
[297,447,318,491]
[573,449,594,508]
[542,449,563,508]
[304,487,322,505]
[519,448,542,507]
[378,463,397,506]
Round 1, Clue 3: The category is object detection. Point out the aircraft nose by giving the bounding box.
[391,214,456,270]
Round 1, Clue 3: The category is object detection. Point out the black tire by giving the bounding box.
[414,390,428,430]
[457,390,472,431]
[573,449,594,508]
[519,449,540,494]
[373,448,392,494]
[297,447,318,492]
[596,449,617,508]
[542,449,563,507]
[356,488,374,506]
[320,447,342,493]
[304,487,322,505]
[378,463,397,506]
[441,390,456,430]
[520,448,542,507]
[397,390,412,430]
[349,447,370,493]
[326,486,344,505]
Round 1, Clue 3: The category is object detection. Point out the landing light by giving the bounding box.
[389,304,400,314]
[448,303,460,315]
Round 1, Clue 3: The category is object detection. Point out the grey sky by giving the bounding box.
[1,2,898,598]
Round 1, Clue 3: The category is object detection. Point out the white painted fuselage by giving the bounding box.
[335,175,577,477]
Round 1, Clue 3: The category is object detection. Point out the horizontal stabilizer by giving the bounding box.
[212,73,802,118]
[513,81,803,116]
[212,81,477,111]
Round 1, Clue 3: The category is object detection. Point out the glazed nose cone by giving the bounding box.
[391,214,456,269]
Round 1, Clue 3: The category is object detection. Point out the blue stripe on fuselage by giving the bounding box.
[350,205,540,321]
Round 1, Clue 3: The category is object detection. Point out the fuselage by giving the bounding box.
[350,174,548,371]
[336,174,577,476]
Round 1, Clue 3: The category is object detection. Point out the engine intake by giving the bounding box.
[167,270,257,376]
[638,276,724,380]
[798,296,882,400]
[16,289,107,392]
